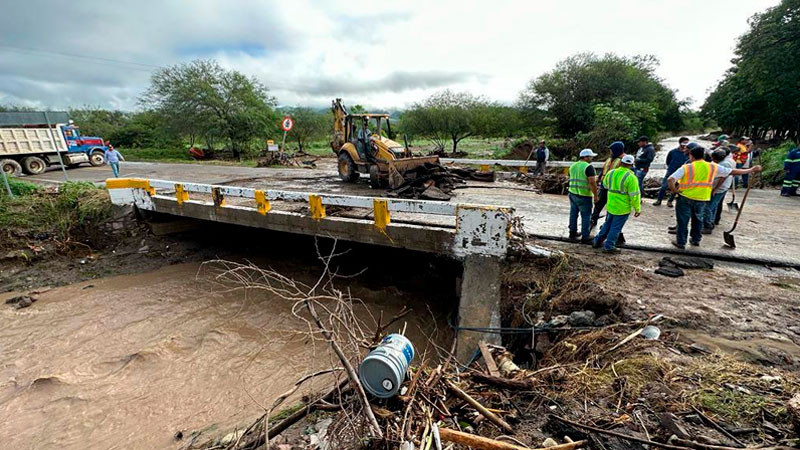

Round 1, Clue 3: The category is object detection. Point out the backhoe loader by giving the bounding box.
[330,98,439,188]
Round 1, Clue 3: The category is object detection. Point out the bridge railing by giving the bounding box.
[439,158,666,173]
[105,178,514,258]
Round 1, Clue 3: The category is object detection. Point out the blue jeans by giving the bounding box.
[675,196,707,246]
[703,192,726,228]
[568,193,593,239]
[635,168,648,190]
[109,162,120,177]
[656,175,676,202]
[593,213,629,250]
[735,163,749,188]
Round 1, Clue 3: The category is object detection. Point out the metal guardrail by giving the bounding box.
[439,158,666,171]
[105,178,514,258]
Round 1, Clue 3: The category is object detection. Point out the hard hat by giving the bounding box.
[579,149,598,158]
[621,154,635,165]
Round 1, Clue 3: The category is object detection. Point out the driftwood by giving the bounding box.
[470,372,537,391]
[438,428,586,450]
[479,341,501,377]
[446,380,514,434]
[305,299,382,438]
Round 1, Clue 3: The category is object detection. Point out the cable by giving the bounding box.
[0,44,159,68]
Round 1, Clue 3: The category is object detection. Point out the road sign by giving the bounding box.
[281,116,294,132]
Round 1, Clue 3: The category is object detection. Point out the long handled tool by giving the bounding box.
[723,179,753,248]
[726,185,739,211]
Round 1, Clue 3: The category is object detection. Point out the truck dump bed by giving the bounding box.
[0,127,67,156]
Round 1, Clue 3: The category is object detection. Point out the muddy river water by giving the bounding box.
[0,261,451,449]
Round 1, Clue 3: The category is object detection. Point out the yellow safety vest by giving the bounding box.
[678,160,718,201]
[568,161,592,197]
[601,154,625,187]
[604,167,641,215]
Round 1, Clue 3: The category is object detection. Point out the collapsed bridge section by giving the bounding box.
[106,178,515,361]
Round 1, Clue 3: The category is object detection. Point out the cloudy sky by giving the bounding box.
[0,0,780,111]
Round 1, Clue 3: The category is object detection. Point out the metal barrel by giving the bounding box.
[358,333,415,398]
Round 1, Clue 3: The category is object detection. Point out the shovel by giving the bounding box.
[723,179,752,248]
[726,185,739,211]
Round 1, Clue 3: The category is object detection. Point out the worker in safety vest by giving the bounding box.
[781,145,800,197]
[667,145,761,249]
[590,141,626,228]
[567,149,599,243]
[592,154,640,253]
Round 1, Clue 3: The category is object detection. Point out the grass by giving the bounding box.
[0,179,112,242]
[757,141,797,187]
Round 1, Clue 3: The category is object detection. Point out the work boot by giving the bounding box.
[667,200,674,208]
[592,240,603,249]
[653,199,662,206]
[580,237,593,245]
[603,247,621,254]
[690,241,700,247]
[701,227,713,234]
[617,233,626,246]
[671,240,686,250]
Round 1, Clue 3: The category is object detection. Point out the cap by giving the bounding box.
[740,136,750,141]
[621,154,635,165]
[638,135,649,142]
[579,148,598,158]
[716,134,729,142]
[687,142,699,149]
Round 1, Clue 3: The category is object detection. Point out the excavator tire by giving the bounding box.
[338,152,359,182]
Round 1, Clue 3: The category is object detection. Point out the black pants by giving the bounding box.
[534,160,546,176]
[590,188,607,224]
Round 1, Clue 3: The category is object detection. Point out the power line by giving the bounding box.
[0,44,160,69]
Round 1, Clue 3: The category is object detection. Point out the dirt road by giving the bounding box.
[24,157,800,266]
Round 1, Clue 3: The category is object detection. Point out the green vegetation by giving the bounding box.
[703,0,800,140]
[142,59,279,159]
[0,180,112,241]
[1,177,41,197]
[757,141,797,187]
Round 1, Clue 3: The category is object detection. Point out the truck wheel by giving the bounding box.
[89,151,105,166]
[21,156,46,175]
[1,159,22,176]
[337,152,359,182]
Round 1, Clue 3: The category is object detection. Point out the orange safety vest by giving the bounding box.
[678,160,718,201]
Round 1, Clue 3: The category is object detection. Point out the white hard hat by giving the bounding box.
[621,154,635,165]
[579,149,597,158]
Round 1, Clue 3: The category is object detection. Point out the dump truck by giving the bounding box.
[0,111,109,176]
[330,99,438,188]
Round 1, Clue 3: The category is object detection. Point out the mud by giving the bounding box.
[0,255,452,449]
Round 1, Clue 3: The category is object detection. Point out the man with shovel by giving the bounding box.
[667,146,761,249]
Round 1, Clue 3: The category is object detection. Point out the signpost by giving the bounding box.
[279,115,293,154]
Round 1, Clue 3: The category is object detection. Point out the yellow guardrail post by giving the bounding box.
[105,178,155,196]
[212,187,225,207]
[255,190,271,215]
[175,183,188,205]
[519,166,528,174]
[309,194,325,220]
[480,164,490,172]
[373,199,390,231]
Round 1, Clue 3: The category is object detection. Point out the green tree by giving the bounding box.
[518,53,682,137]
[403,90,496,152]
[703,0,800,140]
[142,59,278,159]
[283,107,329,152]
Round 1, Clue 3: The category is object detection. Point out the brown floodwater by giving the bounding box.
[0,262,451,449]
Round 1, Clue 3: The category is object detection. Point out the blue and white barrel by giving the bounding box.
[358,333,415,398]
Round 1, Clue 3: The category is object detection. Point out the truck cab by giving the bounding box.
[62,122,109,166]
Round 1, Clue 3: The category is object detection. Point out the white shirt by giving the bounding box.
[669,162,733,182]
[714,159,735,194]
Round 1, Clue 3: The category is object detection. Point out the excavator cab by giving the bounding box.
[330,98,438,188]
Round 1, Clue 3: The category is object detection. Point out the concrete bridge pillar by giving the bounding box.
[456,255,503,363]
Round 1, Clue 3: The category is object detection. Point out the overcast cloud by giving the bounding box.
[0,0,781,111]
